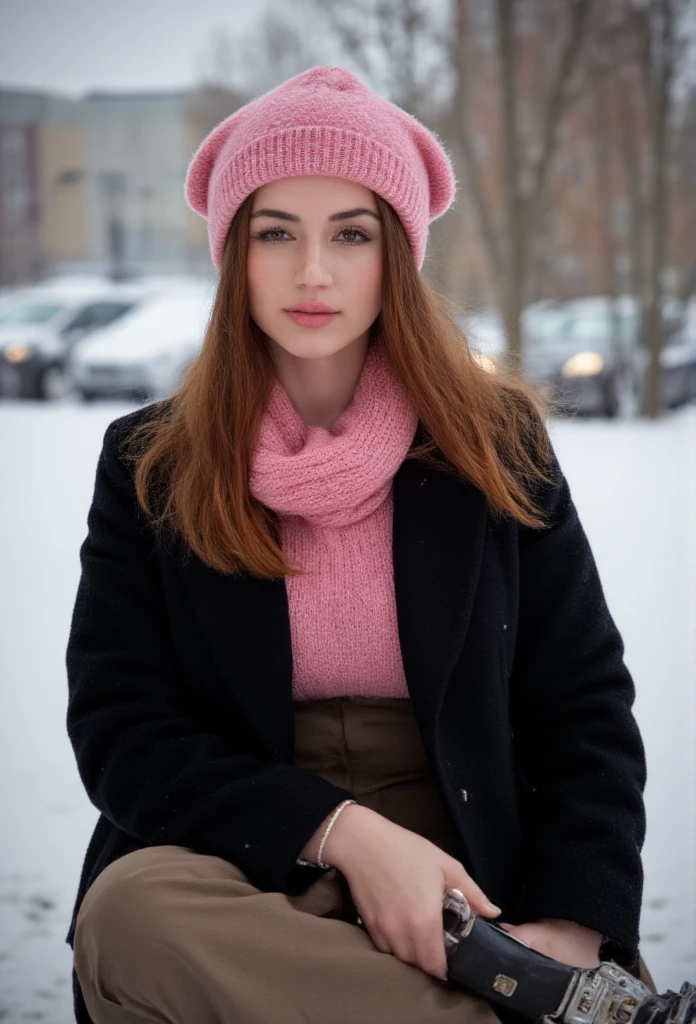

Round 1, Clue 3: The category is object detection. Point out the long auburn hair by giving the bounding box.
[122,190,560,579]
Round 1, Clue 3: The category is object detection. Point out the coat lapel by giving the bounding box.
[177,556,295,759]
[177,440,488,762]
[392,453,488,740]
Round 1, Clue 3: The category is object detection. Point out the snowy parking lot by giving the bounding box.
[0,399,695,1022]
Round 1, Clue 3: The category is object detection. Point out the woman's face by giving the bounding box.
[247,176,383,362]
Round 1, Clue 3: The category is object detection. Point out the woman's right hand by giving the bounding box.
[321,803,502,982]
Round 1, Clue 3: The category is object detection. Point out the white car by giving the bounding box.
[69,288,216,401]
[0,286,22,317]
[0,278,146,399]
[0,274,214,400]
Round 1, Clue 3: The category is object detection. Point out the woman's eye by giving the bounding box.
[257,228,291,243]
[255,227,370,245]
[339,228,370,245]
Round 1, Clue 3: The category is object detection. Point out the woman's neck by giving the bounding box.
[268,332,371,430]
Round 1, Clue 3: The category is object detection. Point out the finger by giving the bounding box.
[412,918,449,980]
[497,923,532,948]
[384,929,420,974]
[447,872,501,918]
[386,916,441,979]
[409,942,446,979]
[366,924,393,956]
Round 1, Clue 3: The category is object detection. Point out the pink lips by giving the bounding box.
[285,310,338,328]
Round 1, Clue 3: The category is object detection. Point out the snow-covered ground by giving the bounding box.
[0,399,695,1023]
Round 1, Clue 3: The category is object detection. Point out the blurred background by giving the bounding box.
[0,0,694,1020]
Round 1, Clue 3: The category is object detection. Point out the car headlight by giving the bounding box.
[471,352,497,374]
[561,352,604,377]
[4,342,34,363]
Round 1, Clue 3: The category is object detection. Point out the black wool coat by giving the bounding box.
[64,404,647,1023]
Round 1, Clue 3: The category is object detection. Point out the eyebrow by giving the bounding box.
[250,207,381,223]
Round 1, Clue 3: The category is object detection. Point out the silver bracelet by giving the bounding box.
[296,799,358,869]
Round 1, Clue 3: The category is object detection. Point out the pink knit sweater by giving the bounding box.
[249,340,419,700]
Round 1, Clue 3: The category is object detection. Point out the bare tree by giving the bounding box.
[673,83,696,302]
[308,0,449,116]
[193,1,334,99]
[613,67,648,306]
[575,4,648,415]
[588,67,625,414]
[626,0,690,419]
[447,0,596,370]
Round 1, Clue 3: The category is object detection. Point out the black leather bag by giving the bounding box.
[441,889,696,1024]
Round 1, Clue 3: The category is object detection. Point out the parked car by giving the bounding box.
[0,274,215,400]
[522,295,693,417]
[633,303,696,409]
[68,288,215,402]
[0,285,22,319]
[0,278,148,399]
[522,297,633,417]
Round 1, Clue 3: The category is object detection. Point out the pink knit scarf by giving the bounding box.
[249,339,418,699]
[249,340,418,528]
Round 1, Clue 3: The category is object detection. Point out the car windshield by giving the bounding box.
[525,300,685,352]
[0,301,65,325]
[525,307,571,346]
[566,309,639,351]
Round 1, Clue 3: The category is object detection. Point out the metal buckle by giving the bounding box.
[540,962,653,1024]
[443,888,475,954]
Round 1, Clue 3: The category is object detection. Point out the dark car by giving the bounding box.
[522,296,693,417]
[633,303,696,410]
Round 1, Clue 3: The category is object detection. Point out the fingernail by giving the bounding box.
[488,902,502,913]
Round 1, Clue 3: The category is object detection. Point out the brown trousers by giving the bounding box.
[74,696,656,1023]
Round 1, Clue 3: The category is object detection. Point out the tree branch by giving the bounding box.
[523,0,596,231]
[449,0,503,285]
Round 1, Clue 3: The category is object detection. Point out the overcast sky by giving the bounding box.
[0,0,270,98]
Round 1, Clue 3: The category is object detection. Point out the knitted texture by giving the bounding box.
[184,65,457,271]
[249,341,418,699]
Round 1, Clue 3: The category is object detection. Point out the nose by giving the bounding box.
[294,240,333,288]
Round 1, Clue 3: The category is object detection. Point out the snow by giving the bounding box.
[0,398,694,1022]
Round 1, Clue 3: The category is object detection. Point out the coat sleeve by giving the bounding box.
[508,438,647,969]
[66,416,355,896]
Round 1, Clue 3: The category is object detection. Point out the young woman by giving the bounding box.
[65,66,656,1024]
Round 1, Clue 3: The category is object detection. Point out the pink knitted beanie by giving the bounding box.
[184,65,458,271]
